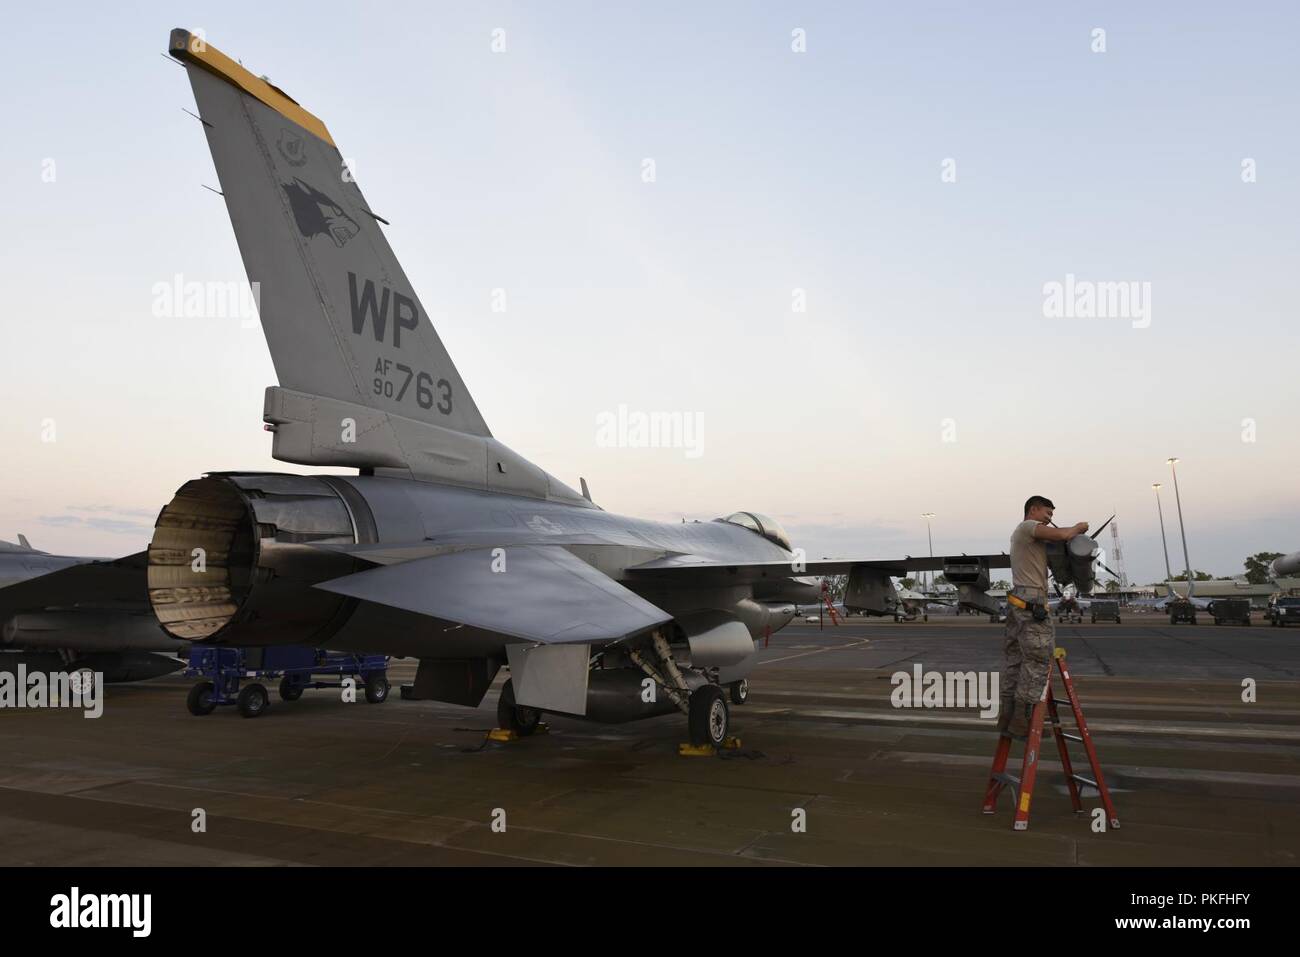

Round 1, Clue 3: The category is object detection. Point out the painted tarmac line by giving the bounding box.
[745,705,1300,740]
[750,689,1300,717]
[759,639,871,665]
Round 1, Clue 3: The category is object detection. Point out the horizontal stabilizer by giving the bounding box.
[0,552,149,617]
[315,545,670,644]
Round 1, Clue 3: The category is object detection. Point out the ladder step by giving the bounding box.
[1071,774,1098,789]
[1061,732,1083,742]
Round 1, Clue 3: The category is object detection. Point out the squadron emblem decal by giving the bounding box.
[281,177,359,248]
[276,128,308,167]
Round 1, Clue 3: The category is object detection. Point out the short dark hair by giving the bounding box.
[1024,495,1055,517]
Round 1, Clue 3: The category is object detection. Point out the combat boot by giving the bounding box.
[996,695,1015,732]
[1006,702,1034,737]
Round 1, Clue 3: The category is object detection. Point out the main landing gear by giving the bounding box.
[496,678,543,737]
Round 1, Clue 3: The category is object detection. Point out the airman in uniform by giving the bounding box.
[1001,496,1089,735]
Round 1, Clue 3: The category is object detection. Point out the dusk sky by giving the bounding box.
[3,1,1297,583]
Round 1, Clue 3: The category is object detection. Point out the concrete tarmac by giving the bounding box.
[1,617,1297,866]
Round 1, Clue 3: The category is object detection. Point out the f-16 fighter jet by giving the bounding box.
[142,30,1021,747]
[0,537,187,683]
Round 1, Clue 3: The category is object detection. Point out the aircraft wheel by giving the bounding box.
[278,677,303,702]
[688,685,729,748]
[187,681,216,716]
[496,679,541,736]
[364,673,390,704]
[729,679,749,705]
[237,683,269,718]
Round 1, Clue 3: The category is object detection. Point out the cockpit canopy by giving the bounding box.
[717,511,792,551]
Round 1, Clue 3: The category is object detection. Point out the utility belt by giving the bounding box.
[1007,591,1050,622]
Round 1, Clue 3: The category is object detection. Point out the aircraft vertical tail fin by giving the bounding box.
[168,29,490,442]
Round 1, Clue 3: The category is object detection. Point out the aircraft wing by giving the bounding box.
[626,553,1011,582]
[0,552,149,615]
[309,531,634,566]
[315,544,671,644]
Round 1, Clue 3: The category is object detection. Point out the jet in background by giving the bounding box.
[1127,589,1212,613]
[0,537,187,682]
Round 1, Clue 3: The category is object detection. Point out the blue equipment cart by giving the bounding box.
[185,646,391,717]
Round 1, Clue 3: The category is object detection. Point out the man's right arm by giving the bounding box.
[1031,521,1089,542]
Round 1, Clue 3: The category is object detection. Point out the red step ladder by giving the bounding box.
[819,582,842,627]
[983,647,1120,831]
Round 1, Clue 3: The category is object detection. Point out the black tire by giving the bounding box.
[729,679,749,705]
[688,684,729,748]
[237,683,269,718]
[278,677,303,701]
[187,681,216,716]
[364,672,390,704]
[496,679,541,736]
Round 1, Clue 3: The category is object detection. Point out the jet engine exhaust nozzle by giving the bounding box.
[146,474,373,645]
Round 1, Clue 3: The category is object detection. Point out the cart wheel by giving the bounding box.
[496,679,541,736]
[187,681,216,716]
[278,677,303,702]
[237,683,269,718]
[364,673,390,704]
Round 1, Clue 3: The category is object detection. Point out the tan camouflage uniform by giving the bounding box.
[1002,585,1055,707]
[1004,516,1056,709]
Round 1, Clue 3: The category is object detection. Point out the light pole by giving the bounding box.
[1152,484,1175,597]
[921,512,935,594]
[1167,458,1195,598]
